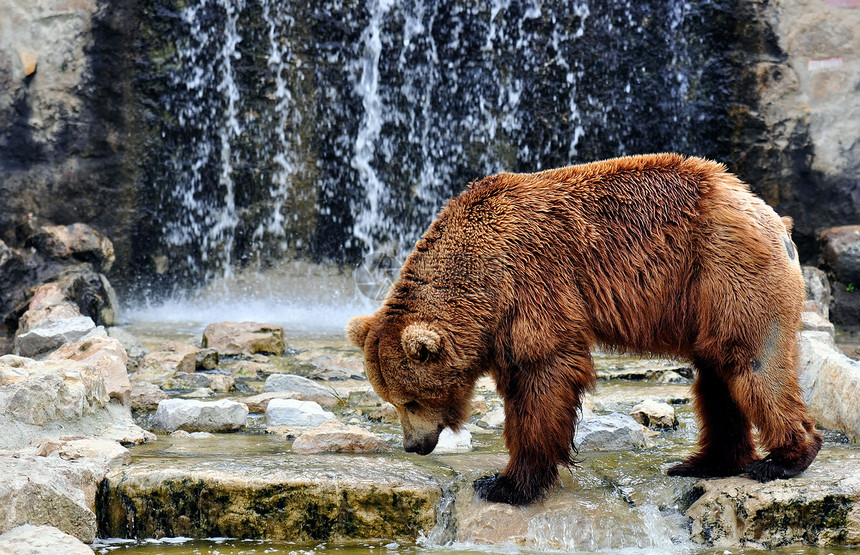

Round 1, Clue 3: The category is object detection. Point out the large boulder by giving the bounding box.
[13,317,98,359]
[0,355,151,450]
[685,458,860,548]
[0,355,109,427]
[26,223,115,272]
[799,330,860,443]
[0,524,94,555]
[802,265,831,319]
[49,336,132,406]
[202,322,285,356]
[820,225,860,285]
[153,399,248,432]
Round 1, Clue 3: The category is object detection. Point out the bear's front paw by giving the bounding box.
[473,473,535,505]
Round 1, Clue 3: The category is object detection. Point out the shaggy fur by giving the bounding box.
[347,153,822,505]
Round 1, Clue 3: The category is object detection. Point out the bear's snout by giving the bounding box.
[403,435,438,455]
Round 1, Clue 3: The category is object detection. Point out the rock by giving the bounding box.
[165,371,212,390]
[196,348,219,370]
[802,265,831,319]
[369,402,399,423]
[685,457,860,548]
[629,400,678,429]
[265,399,335,428]
[574,413,647,451]
[291,420,389,454]
[33,437,131,468]
[433,427,472,453]
[348,389,382,407]
[99,454,442,542]
[801,310,835,341]
[129,382,168,412]
[134,341,199,381]
[263,373,341,407]
[0,355,151,449]
[206,373,234,392]
[799,331,860,442]
[0,525,94,555]
[202,322,285,356]
[477,406,505,429]
[240,391,302,413]
[153,399,248,432]
[171,430,213,438]
[470,396,490,415]
[13,316,97,358]
[820,225,860,285]
[26,223,115,273]
[183,387,214,398]
[107,326,147,358]
[49,336,132,405]
[0,453,98,543]
[305,355,365,380]
[0,354,108,426]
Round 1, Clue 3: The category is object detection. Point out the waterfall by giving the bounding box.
[140,0,734,292]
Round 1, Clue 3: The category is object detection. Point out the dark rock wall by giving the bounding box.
[0,0,857,298]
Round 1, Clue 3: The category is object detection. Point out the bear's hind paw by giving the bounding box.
[745,458,798,482]
[473,473,536,505]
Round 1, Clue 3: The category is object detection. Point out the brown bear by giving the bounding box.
[347,153,822,505]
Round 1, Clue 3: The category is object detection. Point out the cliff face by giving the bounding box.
[0,1,138,280]
[0,0,857,295]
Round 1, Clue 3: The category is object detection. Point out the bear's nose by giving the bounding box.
[404,437,435,455]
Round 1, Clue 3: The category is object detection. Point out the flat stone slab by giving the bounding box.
[98,452,443,542]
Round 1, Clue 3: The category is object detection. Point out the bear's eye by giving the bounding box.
[404,401,420,413]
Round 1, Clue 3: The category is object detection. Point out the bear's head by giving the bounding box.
[347,313,475,455]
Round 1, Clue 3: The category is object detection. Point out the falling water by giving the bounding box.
[138,0,734,296]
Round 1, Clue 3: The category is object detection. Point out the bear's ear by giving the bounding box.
[346,315,375,349]
[401,323,442,363]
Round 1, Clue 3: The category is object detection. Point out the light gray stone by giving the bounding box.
[433,427,472,454]
[0,525,94,555]
[686,458,860,548]
[265,399,335,428]
[477,406,505,429]
[13,316,96,358]
[107,326,147,358]
[291,420,388,454]
[263,373,341,406]
[799,330,860,443]
[153,399,249,432]
[574,413,647,451]
[629,400,678,429]
[802,265,831,319]
[0,453,98,543]
[0,355,109,426]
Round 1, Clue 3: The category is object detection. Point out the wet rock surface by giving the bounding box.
[98,446,442,542]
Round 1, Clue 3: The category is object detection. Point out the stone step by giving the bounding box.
[97,453,443,542]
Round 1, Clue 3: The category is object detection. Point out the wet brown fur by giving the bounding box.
[347,153,822,505]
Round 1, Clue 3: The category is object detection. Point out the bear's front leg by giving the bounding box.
[474,353,591,505]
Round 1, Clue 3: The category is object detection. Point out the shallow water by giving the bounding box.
[111,276,859,555]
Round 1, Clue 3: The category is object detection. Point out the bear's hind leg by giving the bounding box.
[668,364,760,478]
